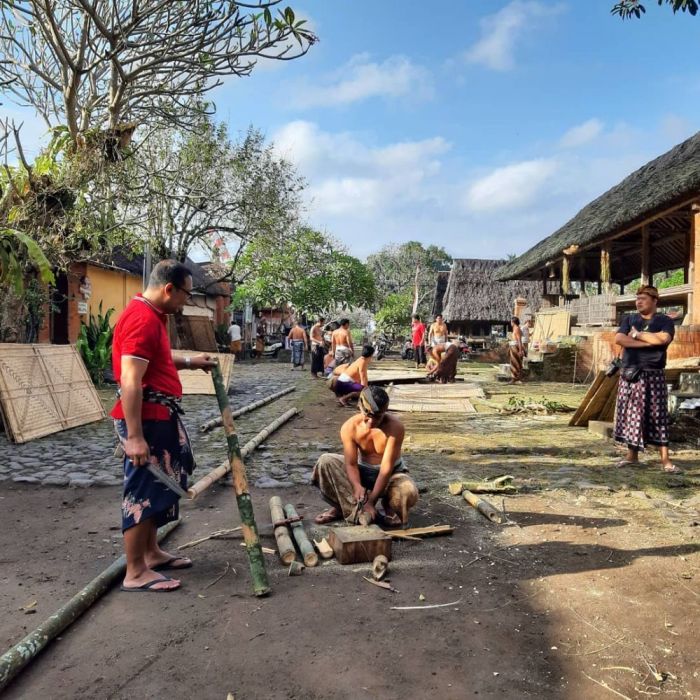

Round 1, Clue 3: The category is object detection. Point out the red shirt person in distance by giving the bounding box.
[411,314,427,368]
[112,260,216,592]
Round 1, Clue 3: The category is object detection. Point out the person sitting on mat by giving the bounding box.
[427,341,459,383]
[313,386,419,527]
[329,344,375,406]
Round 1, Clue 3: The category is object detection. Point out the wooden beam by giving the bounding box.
[600,243,611,294]
[640,225,650,286]
[562,255,571,295]
[691,211,700,324]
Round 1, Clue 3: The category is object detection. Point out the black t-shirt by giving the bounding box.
[618,313,675,369]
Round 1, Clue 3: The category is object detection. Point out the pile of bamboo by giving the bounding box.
[569,371,619,427]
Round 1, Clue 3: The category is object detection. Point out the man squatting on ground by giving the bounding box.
[112,260,217,592]
[313,386,419,527]
[614,285,679,474]
[310,317,326,378]
[331,344,375,406]
[287,319,309,371]
[332,318,354,364]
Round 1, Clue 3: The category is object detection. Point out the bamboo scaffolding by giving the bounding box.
[199,385,296,432]
[269,497,297,565]
[187,407,300,499]
[0,520,181,692]
[284,503,318,567]
[211,362,270,597]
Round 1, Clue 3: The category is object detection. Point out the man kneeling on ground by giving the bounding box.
[313,386,419,527]
[330,344,375,406]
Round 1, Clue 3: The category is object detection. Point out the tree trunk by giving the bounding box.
[412,263,421,315]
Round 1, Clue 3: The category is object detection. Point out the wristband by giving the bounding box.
[185,356,191,368]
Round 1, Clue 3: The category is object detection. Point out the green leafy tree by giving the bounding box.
[611,0,698,18]
[232,227,376,316]
[375,292,414,335]
[366,241,451,317]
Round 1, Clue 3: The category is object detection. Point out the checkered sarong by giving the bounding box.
[614,369,669,449]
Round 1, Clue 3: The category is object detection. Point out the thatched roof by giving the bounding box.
[496,130,700,281]
[442,259,542,323]
[431,271,450,317]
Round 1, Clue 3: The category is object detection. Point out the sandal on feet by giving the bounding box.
[615,459,640,468]
[314,508,339,524]
[663,464,683,474]
[121,576,180,593]
[153,556,192,571]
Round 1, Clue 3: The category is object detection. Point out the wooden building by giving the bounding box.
[496,130,700,371]
[436,258,542,339]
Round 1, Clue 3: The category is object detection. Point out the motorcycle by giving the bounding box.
[400,340,414,361]
[457,336,470,362]
[373,332,390,360]
[250,336,284,358]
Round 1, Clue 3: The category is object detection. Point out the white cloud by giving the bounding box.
[291,53,432,108]
[465,1,562,71]
[463,158,558,212]
[559,118,604,149]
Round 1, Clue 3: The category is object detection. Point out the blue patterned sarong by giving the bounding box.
[291,339,305,367]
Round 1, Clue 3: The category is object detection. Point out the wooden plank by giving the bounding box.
[598,377,620,422]
[385,525,454,539]
[572,374,618,427]
[568,371,606,426]
[328,525,392,565]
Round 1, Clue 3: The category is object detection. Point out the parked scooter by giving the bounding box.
[250,336,284,358]
[457,336,470,362]
[400,340,414,361]
[373,332,390,360]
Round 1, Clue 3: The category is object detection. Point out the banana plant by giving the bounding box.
[76,302,115,385]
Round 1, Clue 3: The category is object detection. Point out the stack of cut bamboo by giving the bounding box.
[569,371,619,427]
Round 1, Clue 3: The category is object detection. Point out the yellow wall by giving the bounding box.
[87,264,143,324]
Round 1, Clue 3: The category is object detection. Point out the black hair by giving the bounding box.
[369,385,389,412]
[412,314,421,320]
[340,318,350,326]
[318,317,325,323]
[148,260,192,289]
[361,344,375,358]
[511,316,521,326]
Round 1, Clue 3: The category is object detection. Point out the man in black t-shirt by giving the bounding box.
[613,285,679,473]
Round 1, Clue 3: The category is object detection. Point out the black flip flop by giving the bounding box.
[153,556,193,572]
[121,576,180,592]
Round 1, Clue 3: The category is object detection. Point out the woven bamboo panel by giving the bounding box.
[388,383,485,400]
[171,351,234,394]
[0,344,104,443]
[368,369,465,384]
[168,315,218,352]
[532,311,571,342]
[388,398,476,414]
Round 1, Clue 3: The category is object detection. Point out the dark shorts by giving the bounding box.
[335,380,364,396]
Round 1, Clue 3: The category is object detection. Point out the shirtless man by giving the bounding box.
[331,318,354,364]
[310,317,326,378]
[313,386,419,527]
[428,314,448,348]
[331,345,374,405]
[287,320,308,370]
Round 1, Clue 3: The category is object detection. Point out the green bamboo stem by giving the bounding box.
[0,520,181,692]
[284,503,318,567]
[211,362,270,596]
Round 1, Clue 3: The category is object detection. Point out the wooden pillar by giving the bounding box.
[562,256,571,295]
[578,256,586,295]
[600,243,611,294]
[691,208,700,324]
[640,226,650,287]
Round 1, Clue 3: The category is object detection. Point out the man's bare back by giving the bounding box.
[332,326,352,347]
[288,326,307,342]
[334,355,370,385]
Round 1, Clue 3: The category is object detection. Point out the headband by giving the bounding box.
[359,387,380,415]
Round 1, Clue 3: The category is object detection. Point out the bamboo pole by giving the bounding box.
[187,407,300,499]
[269,496,297,565]
[199,386,296,432]
[462,490,503,524]
[211,362,270,597]
[283,503,318,567]
[0,520,181,692]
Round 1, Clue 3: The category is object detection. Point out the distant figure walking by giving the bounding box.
[287,320,309,371]
[509,316,524,383]
[411,314,426,368]
[614,285,679,473]
[228,320,242,359]
[310,317,326,378]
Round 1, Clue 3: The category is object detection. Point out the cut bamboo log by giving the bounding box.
[269,496,297,565]
[211,362,270,597]
[199,386,296,432]
[448,476,515,496]
[384,525,454,539]
[187,407,300,499]
[313,538,334,559]
[284,503,318,567]
[462,490,503,524]
[0,520,181,692]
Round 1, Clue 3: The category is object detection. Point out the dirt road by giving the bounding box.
[1,360,698,699]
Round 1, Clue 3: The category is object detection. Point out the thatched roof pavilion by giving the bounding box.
[438,259,542,336]
[494,131,700,324]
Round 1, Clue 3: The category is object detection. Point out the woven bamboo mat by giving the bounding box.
[171,351,234,395]
[0,344,105,443]
[168,315,218,352]
[387,397,476,414]
[387,383,485,400]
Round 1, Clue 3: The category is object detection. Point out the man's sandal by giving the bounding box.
[663,464,683,474]
[153,556,192,572]
[615,459,640,468]
[121,576,181,592]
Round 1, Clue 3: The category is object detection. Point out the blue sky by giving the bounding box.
[7,1,700,262]
[211,0,700,261]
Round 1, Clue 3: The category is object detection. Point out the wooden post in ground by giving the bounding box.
[691,206,700,324]
[640,225,650,287]
[269,496,296,565]
[211,362,270,596]
[284,503,318,567]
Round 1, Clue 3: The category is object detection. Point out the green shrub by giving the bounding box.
[76,302,115,386]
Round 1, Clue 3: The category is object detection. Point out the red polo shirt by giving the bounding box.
[411,321,426,346]
[110,295,182,421]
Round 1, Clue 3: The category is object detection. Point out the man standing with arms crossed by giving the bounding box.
[112,260,216,592]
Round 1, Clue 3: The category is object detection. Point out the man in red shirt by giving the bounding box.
[411,314,426,368]
[112,260,216,592]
